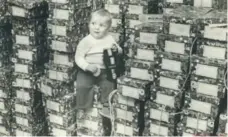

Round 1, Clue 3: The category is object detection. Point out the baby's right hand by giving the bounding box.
[86,64,98,73]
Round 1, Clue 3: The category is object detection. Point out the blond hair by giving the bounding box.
[90,9,112,27]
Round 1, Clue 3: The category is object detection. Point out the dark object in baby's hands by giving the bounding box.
[103,46,124,81]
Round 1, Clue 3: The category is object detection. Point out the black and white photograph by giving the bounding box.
[0,0,227,136]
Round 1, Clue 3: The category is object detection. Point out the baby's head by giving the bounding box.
[89,9,112,39]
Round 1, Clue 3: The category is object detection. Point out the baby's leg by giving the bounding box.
[76,69,96,109]
[97,70,115,136]
[97,72,115,105]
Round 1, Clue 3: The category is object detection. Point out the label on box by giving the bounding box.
[165,41,185,54]
[112,19,120,28]
[150,123,168,136]
[51,0,67,4]
[52,128,67,136]
[186,117,207,131]
[167,0,183,3]
[162,59,181,72]
[86,108,98,117]
[52,25,66,36]
[16,35,29,45]
[16,116,28,127]
[116,123,133,136]
[150,109,169,122]
[131,68,152,81]
[47,100,60,112]
[139,14,163,23]
[0,126,9,135]
[41,83,52,96]
[16,129,31,136]
[169,23,190,37]
[49,113,63,126]
[49,70,68,81]
[116,108,133,121]
[194,0,212,7]
[183,132,194,136]
[204,26,227,41]
[156,93,175,107]
[15,79,31,88]
[140,32,157,44]
[197,82,218,97]
[54,54,69,65]
[189,99,211,114]
[105,4,120,14]
[121,85,141,99]
[15,63,29,74]
[160,77,179,90]
[53,9,69,20]
[118,95,135,107]
[195,64,218,79]
[15,104,28,114]
[129,20,142,29]
[15,90,30,100]
[0,101,4,110]
[203,45,226,60]
[81,120,98,131]
[12,6,26,17]
[0,89,6,98]
[128,5,143,14]
[51,40,68,52]
[18,50,33,61]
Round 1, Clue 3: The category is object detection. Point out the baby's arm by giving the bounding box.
[75,39,98,73]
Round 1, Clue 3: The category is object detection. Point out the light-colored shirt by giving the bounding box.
[75,34,122,71]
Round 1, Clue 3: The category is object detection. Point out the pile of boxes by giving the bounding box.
[181,9,227,136]
[0,4,13,135]
[111,1,164,136]
[8,0,49,136]
[39,0,92,136]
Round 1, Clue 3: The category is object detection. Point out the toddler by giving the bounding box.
[75,9,122,112]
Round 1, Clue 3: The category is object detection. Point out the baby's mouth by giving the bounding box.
[94,31,100,34]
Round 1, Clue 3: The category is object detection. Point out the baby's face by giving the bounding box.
[89,14,110,39]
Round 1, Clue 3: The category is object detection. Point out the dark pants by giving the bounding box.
[75,69,115,109]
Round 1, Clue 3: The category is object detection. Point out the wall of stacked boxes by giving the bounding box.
[0,0,227,136]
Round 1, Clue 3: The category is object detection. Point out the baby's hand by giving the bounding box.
[111,44,122,54]
[86,64,98,73]
[111,44,118,52]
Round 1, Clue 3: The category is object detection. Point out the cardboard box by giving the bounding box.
[191,55,226,81]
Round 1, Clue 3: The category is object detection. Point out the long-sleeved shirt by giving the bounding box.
[75,34,122,71]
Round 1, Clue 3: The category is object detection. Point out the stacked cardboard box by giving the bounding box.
[111,93,140,136]
[192,0,227,9]
[163,6,228,135]
[40,0,92,136]
[76,105,104,136]
[114,21,163,136]
[7,0,49,136]
[163,0,191,13]
[104,0,126,44]
[139,22,182,136]
[0,2,13,135]
[181,9,227,136]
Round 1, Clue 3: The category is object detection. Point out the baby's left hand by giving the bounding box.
[111,44,118,52]
[111,44,122,54]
